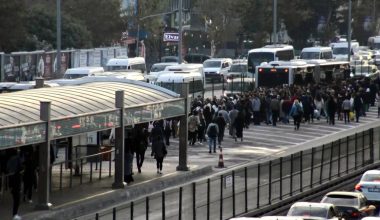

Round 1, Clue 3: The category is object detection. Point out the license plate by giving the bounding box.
[368,188,380,192]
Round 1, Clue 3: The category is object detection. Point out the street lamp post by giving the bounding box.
[348,0,352,62]
[273,0,278,44]
[178,0,183,64]
[56,0,61,75]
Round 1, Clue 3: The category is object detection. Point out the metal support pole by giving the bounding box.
[178,0,183,64]
[177,83,189,171]
[273,0,277,44]
[348,0,352,62]
[36,101,52,210]
[112,91,126,189]
[56,0,61,75]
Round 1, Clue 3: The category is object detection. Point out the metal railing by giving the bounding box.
[50,148,114,191]
[80,126,379,220]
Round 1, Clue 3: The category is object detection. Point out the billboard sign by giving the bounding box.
[163,33,179,42]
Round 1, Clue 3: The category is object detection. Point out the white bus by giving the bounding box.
[255,59,349,88]
[247,44,294,74]
[155,71,205,98]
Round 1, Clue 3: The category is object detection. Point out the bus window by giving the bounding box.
[248,52,274,73]
[276,50,294,60]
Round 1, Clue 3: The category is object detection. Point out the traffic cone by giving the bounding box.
[216,147,225,168]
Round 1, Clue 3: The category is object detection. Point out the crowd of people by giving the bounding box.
[186,77,380,147]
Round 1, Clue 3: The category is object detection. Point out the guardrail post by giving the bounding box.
[346,136,349,173]
[354,133,358,170]
[279,157,283,200]
[320,145,325,184]
[192,183,196,220]
[290,154,293,196]
[244,167,248,212]
[162,191,166,220]
[370,128,374,163]
[268,161,272,205]
[362,131,365,167]
[257,164,260,208]
[310,148,315,188]
[112,90,126,189]
[179,187,182,220]
[130,201,134,220]
[220,175,223,220]
[113,207,116,220]
[329,143,333,180]
[146,196,149,220]
[232,171,236,217]
[207,178,210,220]
[36,101,52,210]
[338,139,341,177]
[300,151,303,192]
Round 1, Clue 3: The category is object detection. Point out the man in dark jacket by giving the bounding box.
[215,113,226,147]
[354,93,363,122]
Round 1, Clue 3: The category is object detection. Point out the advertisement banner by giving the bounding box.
[43,52,53,79]
[93,49,102,66]
[79,50,88,67]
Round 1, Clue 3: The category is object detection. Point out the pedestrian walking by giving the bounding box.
[197,111,206,143]
[342,96,351,123]
[206,120,219,153]
[215,112,226,147]
[270,95,281,126]
[7,149,23,220]
[289,99,303,130]
[22,147,36,203]
[151,122,167,174]
[229,106,239,141]
[163,119,171,146]
[135,126,148,173]
[188,111,199,146]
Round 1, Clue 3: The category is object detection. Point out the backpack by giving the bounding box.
[296,104,303,115]
[207,124,218,137]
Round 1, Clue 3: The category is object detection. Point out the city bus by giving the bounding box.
[155,70,205,98]
[255,59,349,88]
[247,44,295,74]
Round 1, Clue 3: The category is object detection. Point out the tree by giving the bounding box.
[63,0,124,47]
[23,5,92,51]
[0,0,27,52]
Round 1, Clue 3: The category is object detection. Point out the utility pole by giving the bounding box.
[273,0,277,44]
[348,0,352,62]
[178,0,183,64]
[56,0,61,75]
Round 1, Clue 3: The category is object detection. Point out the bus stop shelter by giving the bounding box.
[0,80,189,209]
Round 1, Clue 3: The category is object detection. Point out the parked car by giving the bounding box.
[355,170,380,202]
[261,216,313,220]
[320,191,376,219]
[287,202,342,220]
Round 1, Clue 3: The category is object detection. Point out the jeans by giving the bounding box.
[208,137,217,152]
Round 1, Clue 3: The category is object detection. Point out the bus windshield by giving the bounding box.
[248,52,274,73]
[333,47,349,55]
[203,61,221,68]
[300,52,320,59]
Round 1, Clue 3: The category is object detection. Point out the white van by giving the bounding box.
[63,67,104,79]
[203,58,233,82]
[330,41,359,60]
[300,47,333,60]
[106,57,146,73]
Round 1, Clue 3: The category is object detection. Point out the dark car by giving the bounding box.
[320,191,376,220]
[184,53,211,64]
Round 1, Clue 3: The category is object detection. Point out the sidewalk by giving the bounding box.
[0,151,212,220]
